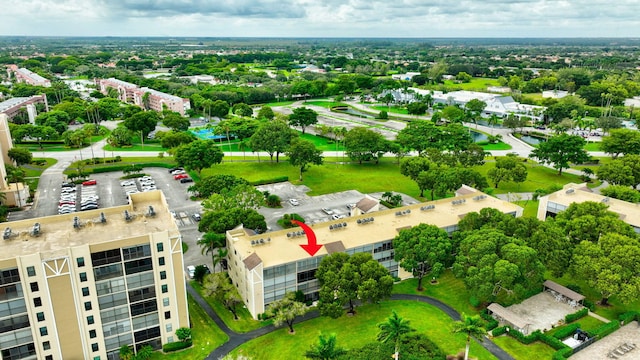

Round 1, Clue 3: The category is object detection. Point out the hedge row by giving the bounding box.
[480,309,499,330]
[551,347,573,360]
[619,311,640,324]
[90,163,174,174]
[250,176,289,186]
[588,320,620,339]
[162,340,192,353]
[492,326,571,359]
[552,323,581,340]
[565,308,589,323]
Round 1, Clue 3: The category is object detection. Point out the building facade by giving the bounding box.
[537,182,640,233]
[0,95,49,124]
[6,66,51,88]
[0,191,188,360]
[96,79,190,116]
[226,186,523,319]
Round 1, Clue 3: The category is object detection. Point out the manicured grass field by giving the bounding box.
[583,142,601,151]
[150,294,228,360]
[370,105,409,115]
[190,281,269,333]
[440,77,501,91]
[481,142,512,150]
[478,159,583,194]
[392,271,479,315]
[513,200,539,218]
[229,300,497,360]
[491,335,556,360]
[304,101,348,108]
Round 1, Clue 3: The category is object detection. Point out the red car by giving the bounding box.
[174,174,188,180]
[82,179,97,186]
[59,201,75,205]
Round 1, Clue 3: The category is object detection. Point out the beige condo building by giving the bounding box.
[226,186,523,319]
[0,191,188,360]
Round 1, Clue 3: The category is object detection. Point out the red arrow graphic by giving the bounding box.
[291,219,322,256]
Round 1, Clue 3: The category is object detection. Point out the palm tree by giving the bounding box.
[197,233,225,266]
[451,313,487,360]
[377,310,415,360]
[305,333,347,360]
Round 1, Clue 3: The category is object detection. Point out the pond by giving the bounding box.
[470,130,488,143]
[191,128,227,141]
[519,134,547,146]
[331,106,375,118]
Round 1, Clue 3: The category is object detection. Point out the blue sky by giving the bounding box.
[1,0,639,38]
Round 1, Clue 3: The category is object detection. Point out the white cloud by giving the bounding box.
[0,0,639,37]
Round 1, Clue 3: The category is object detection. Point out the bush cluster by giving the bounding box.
[564,308,589,323]
[250,176,288,186]
[162,340,192,353]
[552,323,581,339]
[588,320,620,339]
[480,309,499,330]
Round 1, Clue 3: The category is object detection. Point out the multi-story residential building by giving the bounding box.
[0,114,30,207]
[0,191,188,360]
[96,79,190,116]
[6,65,51,88]
[226,186,523,319]
[537,182,640,233]
[0,95,49,124]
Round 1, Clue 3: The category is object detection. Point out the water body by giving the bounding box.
[469,130,488,143]
[332,106,375,118]
[191,128,227,141]
[519,135,546,146]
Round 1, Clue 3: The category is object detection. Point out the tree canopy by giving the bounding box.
[288,107,318,134]
[174,139,224,174]
[287,139,323,181]
[529,134,590,175]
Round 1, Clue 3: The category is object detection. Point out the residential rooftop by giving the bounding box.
[0,190,179,260]
[229,188,523,268]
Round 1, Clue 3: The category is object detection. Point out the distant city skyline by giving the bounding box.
[1,0,639,38]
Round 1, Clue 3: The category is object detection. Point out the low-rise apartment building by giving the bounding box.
[226,186,523,319]
[96,78,190,116]
[0,191,189,360]
[6,65,51,88]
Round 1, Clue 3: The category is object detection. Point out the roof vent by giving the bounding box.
[73,216,81,229]
[147,205,156,217]
[124,210,133,222]
[100,212,107,223]
[566,189,575,194]
[420,204,436,211]
[3,227,11,240]
[32,223,41,236]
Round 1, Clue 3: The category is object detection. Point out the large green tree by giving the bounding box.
[571,233,640,305]
[249,119,297,162]
[287,139,323,181]
[393,224,451,290]
[288,107,318,134]
[529,134,590,175]
[174,140,224,175]
[198,208,266,234]
[202,183,265,212]
[487,154,528,188]
[597,155,640,188]
[189,174,249,199]
[7,148,32,166]
[316,252,393,318]
[162,112,190,132]
[203,273,243,319]
[600,128,640,159]
[343,127,388,164]
[123,111,159,139]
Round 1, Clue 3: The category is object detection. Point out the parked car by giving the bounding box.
[187,265,196,279]
[321,207,334,215]
[179,177,194,183]
[59,201,75,206]
[191,213,201,222]
[174,174,189,180]
[168,167,183,173]
[82,179,97,186]
[171,169,186,175]
[289,199,300,206]
[121,180,136,186]
[346,203,356,210]
[61,182,75,188]
[332,214,345,220]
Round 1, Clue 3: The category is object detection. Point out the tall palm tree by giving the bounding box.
[197,233,226,266]
[451,313,487,360]
[377,310,415,360]
[305,333,346,360]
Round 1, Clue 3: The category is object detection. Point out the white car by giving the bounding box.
[321,207,334,215]
[289,199,300,206]
[187,265,196,279]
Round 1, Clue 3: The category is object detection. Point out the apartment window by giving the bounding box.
[80,272,87,282]
[37,312,45,322]
[160,271,167,280]
[42,341,50,350]
[82,287,90,296]
[91,343,98,352]
[161,285,168,293]
[26,266,35,277]
[30,282,39,292]
[164,311,171,320]
[34,297,42,307]
[158,257,165,266]
[87,315,94,325]
[45,356,53,360]
[157,243,164,252]
[163,298,169,306]
[40,327,48,336]
[167,336,174,343]
[89,329,97,338]
[77,257,85,267]
[166,323,172,332]
[94,357,101,360]
[84,301,92,311]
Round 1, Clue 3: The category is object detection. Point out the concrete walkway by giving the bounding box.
[588,310,611,324]
[187,284,514,360]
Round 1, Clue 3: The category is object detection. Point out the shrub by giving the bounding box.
[582,299,596,311]
[552,323,581,339]
[469,296,481,308]
[278,213,305,229]
[480,309,498,330]
[551,347,573,360]
[565,308,589,323]
[250,176,288,186]
[378,111,388,120]
[492,326,508,336]
[540,333,569,350]
[162,340,192,353]
[265,194,281,208]
[619,311,640,324]
[588,320,620,339]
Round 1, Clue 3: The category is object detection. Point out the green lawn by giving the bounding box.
[583,142,601,151]
[370,105,409,115]
[150,294,228,360]
[477,159,583,194]
[440,77,501,91]
[17,143,74,152]
[491,336,556,360]
[513,200,539,218]
[546,316,605,339]
[304,101,348,108]
[190,281,269,333]
[482,142,512,151]
[229,300,496,360]
[393,271,479,315]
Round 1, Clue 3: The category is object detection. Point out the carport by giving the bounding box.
[487,303,531,335]
[543,280,585,307]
